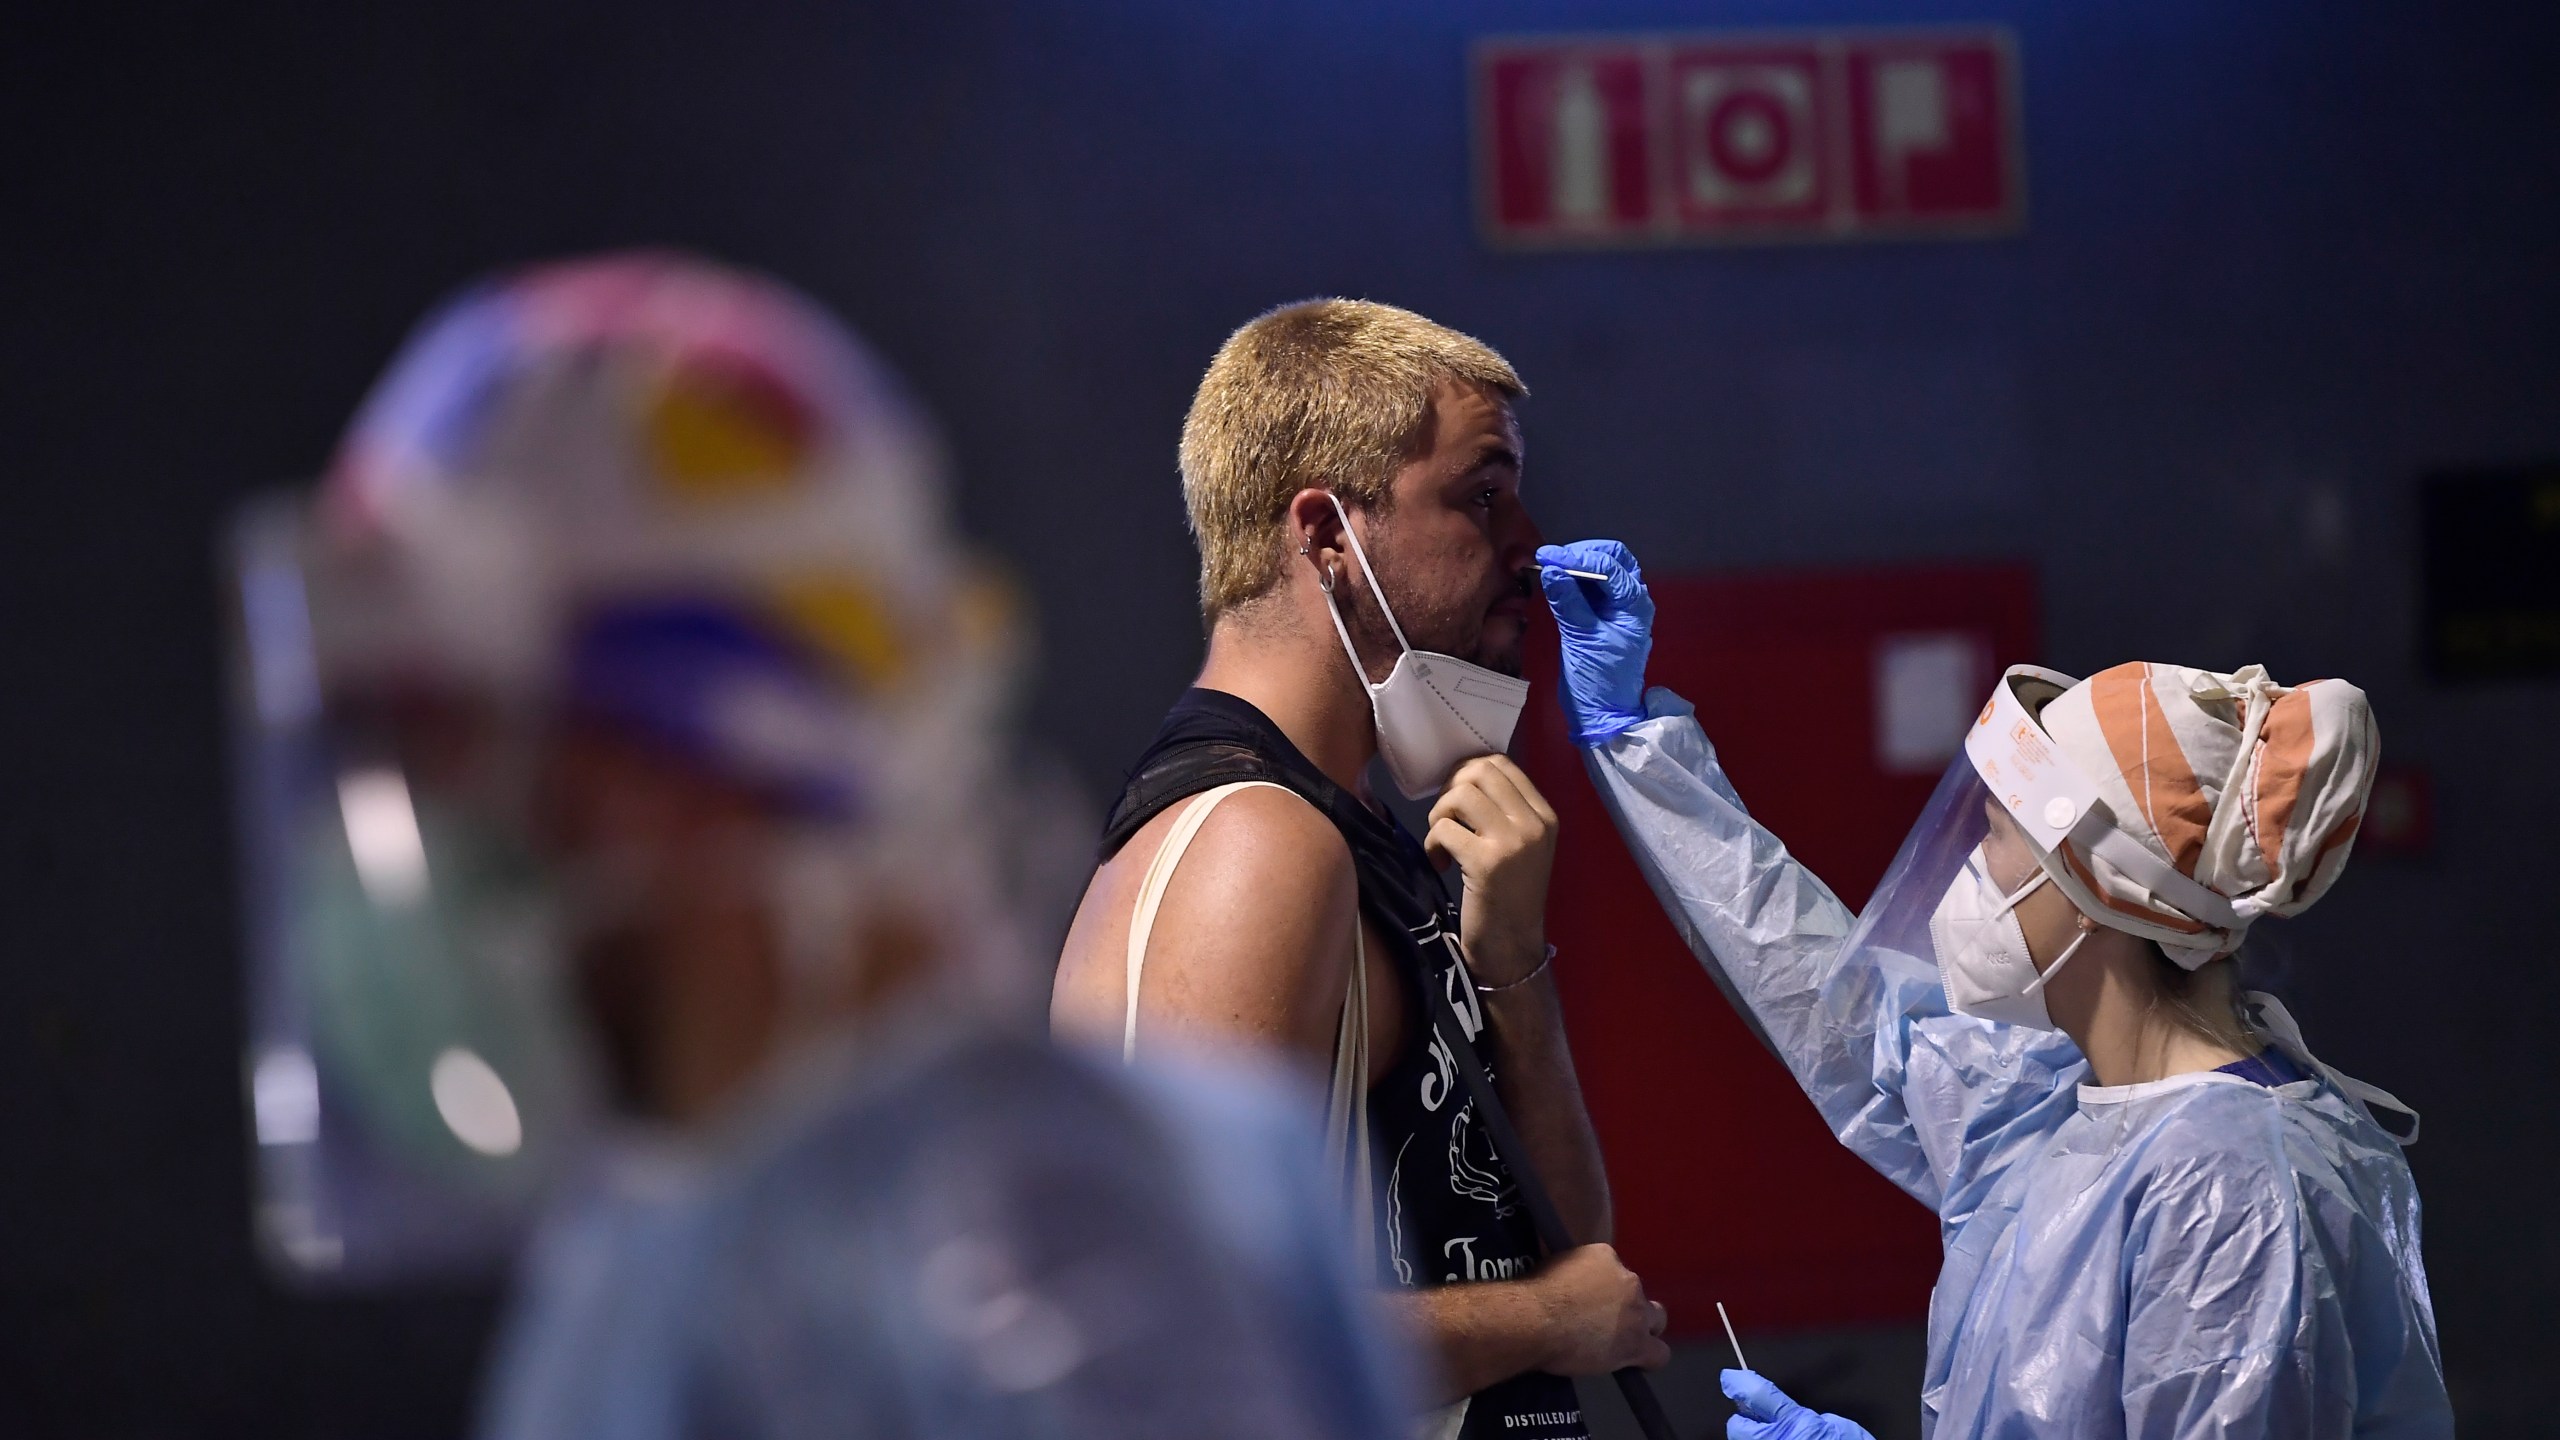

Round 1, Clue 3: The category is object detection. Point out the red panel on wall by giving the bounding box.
[1515,563,2040,1335]
[1474,27,2025,248]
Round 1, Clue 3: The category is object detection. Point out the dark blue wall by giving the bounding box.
[6,2,2553,1434]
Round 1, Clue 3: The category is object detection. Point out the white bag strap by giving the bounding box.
[1123,782,1289,1061]
[1121,781,1377,1273]
[1327,915,1374,1283]
[2243,991,2421,1146]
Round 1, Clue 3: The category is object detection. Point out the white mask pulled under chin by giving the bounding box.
[1929,845,2094,1031]
[1319,493,1530,800]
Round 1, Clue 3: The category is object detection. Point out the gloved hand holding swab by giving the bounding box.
[1533,540,1655,744]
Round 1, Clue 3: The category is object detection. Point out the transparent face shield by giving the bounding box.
[1827,666,2090,1020]
[1833,748,1999,986]
[228,498,601,1286]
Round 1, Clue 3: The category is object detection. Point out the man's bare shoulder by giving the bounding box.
[1146,788,1358,1043]
[1055,782,1360,1057]
[1184,782,1354,872]
[1135,783,1355,932]
[1061,785,1354,971]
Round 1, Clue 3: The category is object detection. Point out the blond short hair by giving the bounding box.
[1179,299,1525,622]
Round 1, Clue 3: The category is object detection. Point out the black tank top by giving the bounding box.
[1101,689,1589,1439]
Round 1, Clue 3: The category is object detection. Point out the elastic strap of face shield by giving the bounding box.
[1969,666,2244,953]
[2073,823,2243,936]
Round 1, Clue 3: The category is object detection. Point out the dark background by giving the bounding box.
[6,1,2555,1435]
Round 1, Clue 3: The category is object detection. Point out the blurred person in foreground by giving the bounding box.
[1533,540,2450,1438]
[1051,300,1667,1440]
[226,253,1411,1440]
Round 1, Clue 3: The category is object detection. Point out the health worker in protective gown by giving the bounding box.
[1528,540,2451,1440]
[227,254,1413,1440]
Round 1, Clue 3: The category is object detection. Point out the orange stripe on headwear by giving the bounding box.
[2087,663,2212,881]
[2251,680,2325,865]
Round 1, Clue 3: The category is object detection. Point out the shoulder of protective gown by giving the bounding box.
[2117,1082,2314,1247]
[2125,1077,2304,1163]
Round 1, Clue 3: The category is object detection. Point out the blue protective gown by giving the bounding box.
[476,1021,1413,1440]
[1585,693,2452,1439]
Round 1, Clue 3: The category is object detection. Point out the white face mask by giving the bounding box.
[1319,494,1531,800]
[1929,844,2093,1031]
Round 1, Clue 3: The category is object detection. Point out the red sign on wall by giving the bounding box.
[1476,28,2024,247]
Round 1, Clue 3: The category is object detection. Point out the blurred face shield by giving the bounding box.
[229,501,588,1279]
[225,254,1048,1285]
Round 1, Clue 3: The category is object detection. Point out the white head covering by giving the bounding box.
[2031,662,2378,967]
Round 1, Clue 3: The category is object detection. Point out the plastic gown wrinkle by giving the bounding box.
[1584,694,2451,1439]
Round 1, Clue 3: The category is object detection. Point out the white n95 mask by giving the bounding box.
[1320,494,1530,800]
[1929,846,2092,1031]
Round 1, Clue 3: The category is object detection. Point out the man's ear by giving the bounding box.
[1285,488,1351,588]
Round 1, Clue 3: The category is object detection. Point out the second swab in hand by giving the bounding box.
[1718,1301,1748,1372]
[1717,1301,1881,1438]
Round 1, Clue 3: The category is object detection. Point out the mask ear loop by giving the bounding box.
[1979,855,2094,995]
[1318,555,1378,690]
[2022,916,2096,995]
[1323,493,1413,654]
[1986,862,2050,919]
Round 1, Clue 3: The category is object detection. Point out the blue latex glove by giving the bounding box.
[1722,1370,1877,1440]
[1535,540,1655,744]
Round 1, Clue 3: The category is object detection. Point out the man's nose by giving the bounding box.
[1498,501,1545,572]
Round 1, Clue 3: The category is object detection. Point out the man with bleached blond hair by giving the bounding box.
[1054,300,1666,1440]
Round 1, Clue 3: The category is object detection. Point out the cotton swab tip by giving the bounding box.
[1717,1301,1748,1372]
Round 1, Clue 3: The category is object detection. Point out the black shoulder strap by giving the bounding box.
[1421,976,1678,1440]
[1102,742,1309,857]
[1099,691,1356,862]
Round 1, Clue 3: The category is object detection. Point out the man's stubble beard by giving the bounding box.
[1350,591,1523,678]
[1336,518,1530,677]
[1468,568,1537,677]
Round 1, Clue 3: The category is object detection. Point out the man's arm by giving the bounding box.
[1423,755,1612,1246]
[1389,1244,1667,1404]
[1113,782,1663,1405]
[1115,786,1364,1065]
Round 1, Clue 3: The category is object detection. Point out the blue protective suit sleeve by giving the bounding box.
[1582,690,2086,1218]
[475,1175,713,1440]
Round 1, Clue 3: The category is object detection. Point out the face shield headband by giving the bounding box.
[1966,665,2245,968]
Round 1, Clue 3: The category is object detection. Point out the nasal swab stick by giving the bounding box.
[1562,569,1611,582]
[1718,1301,1748,1372]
